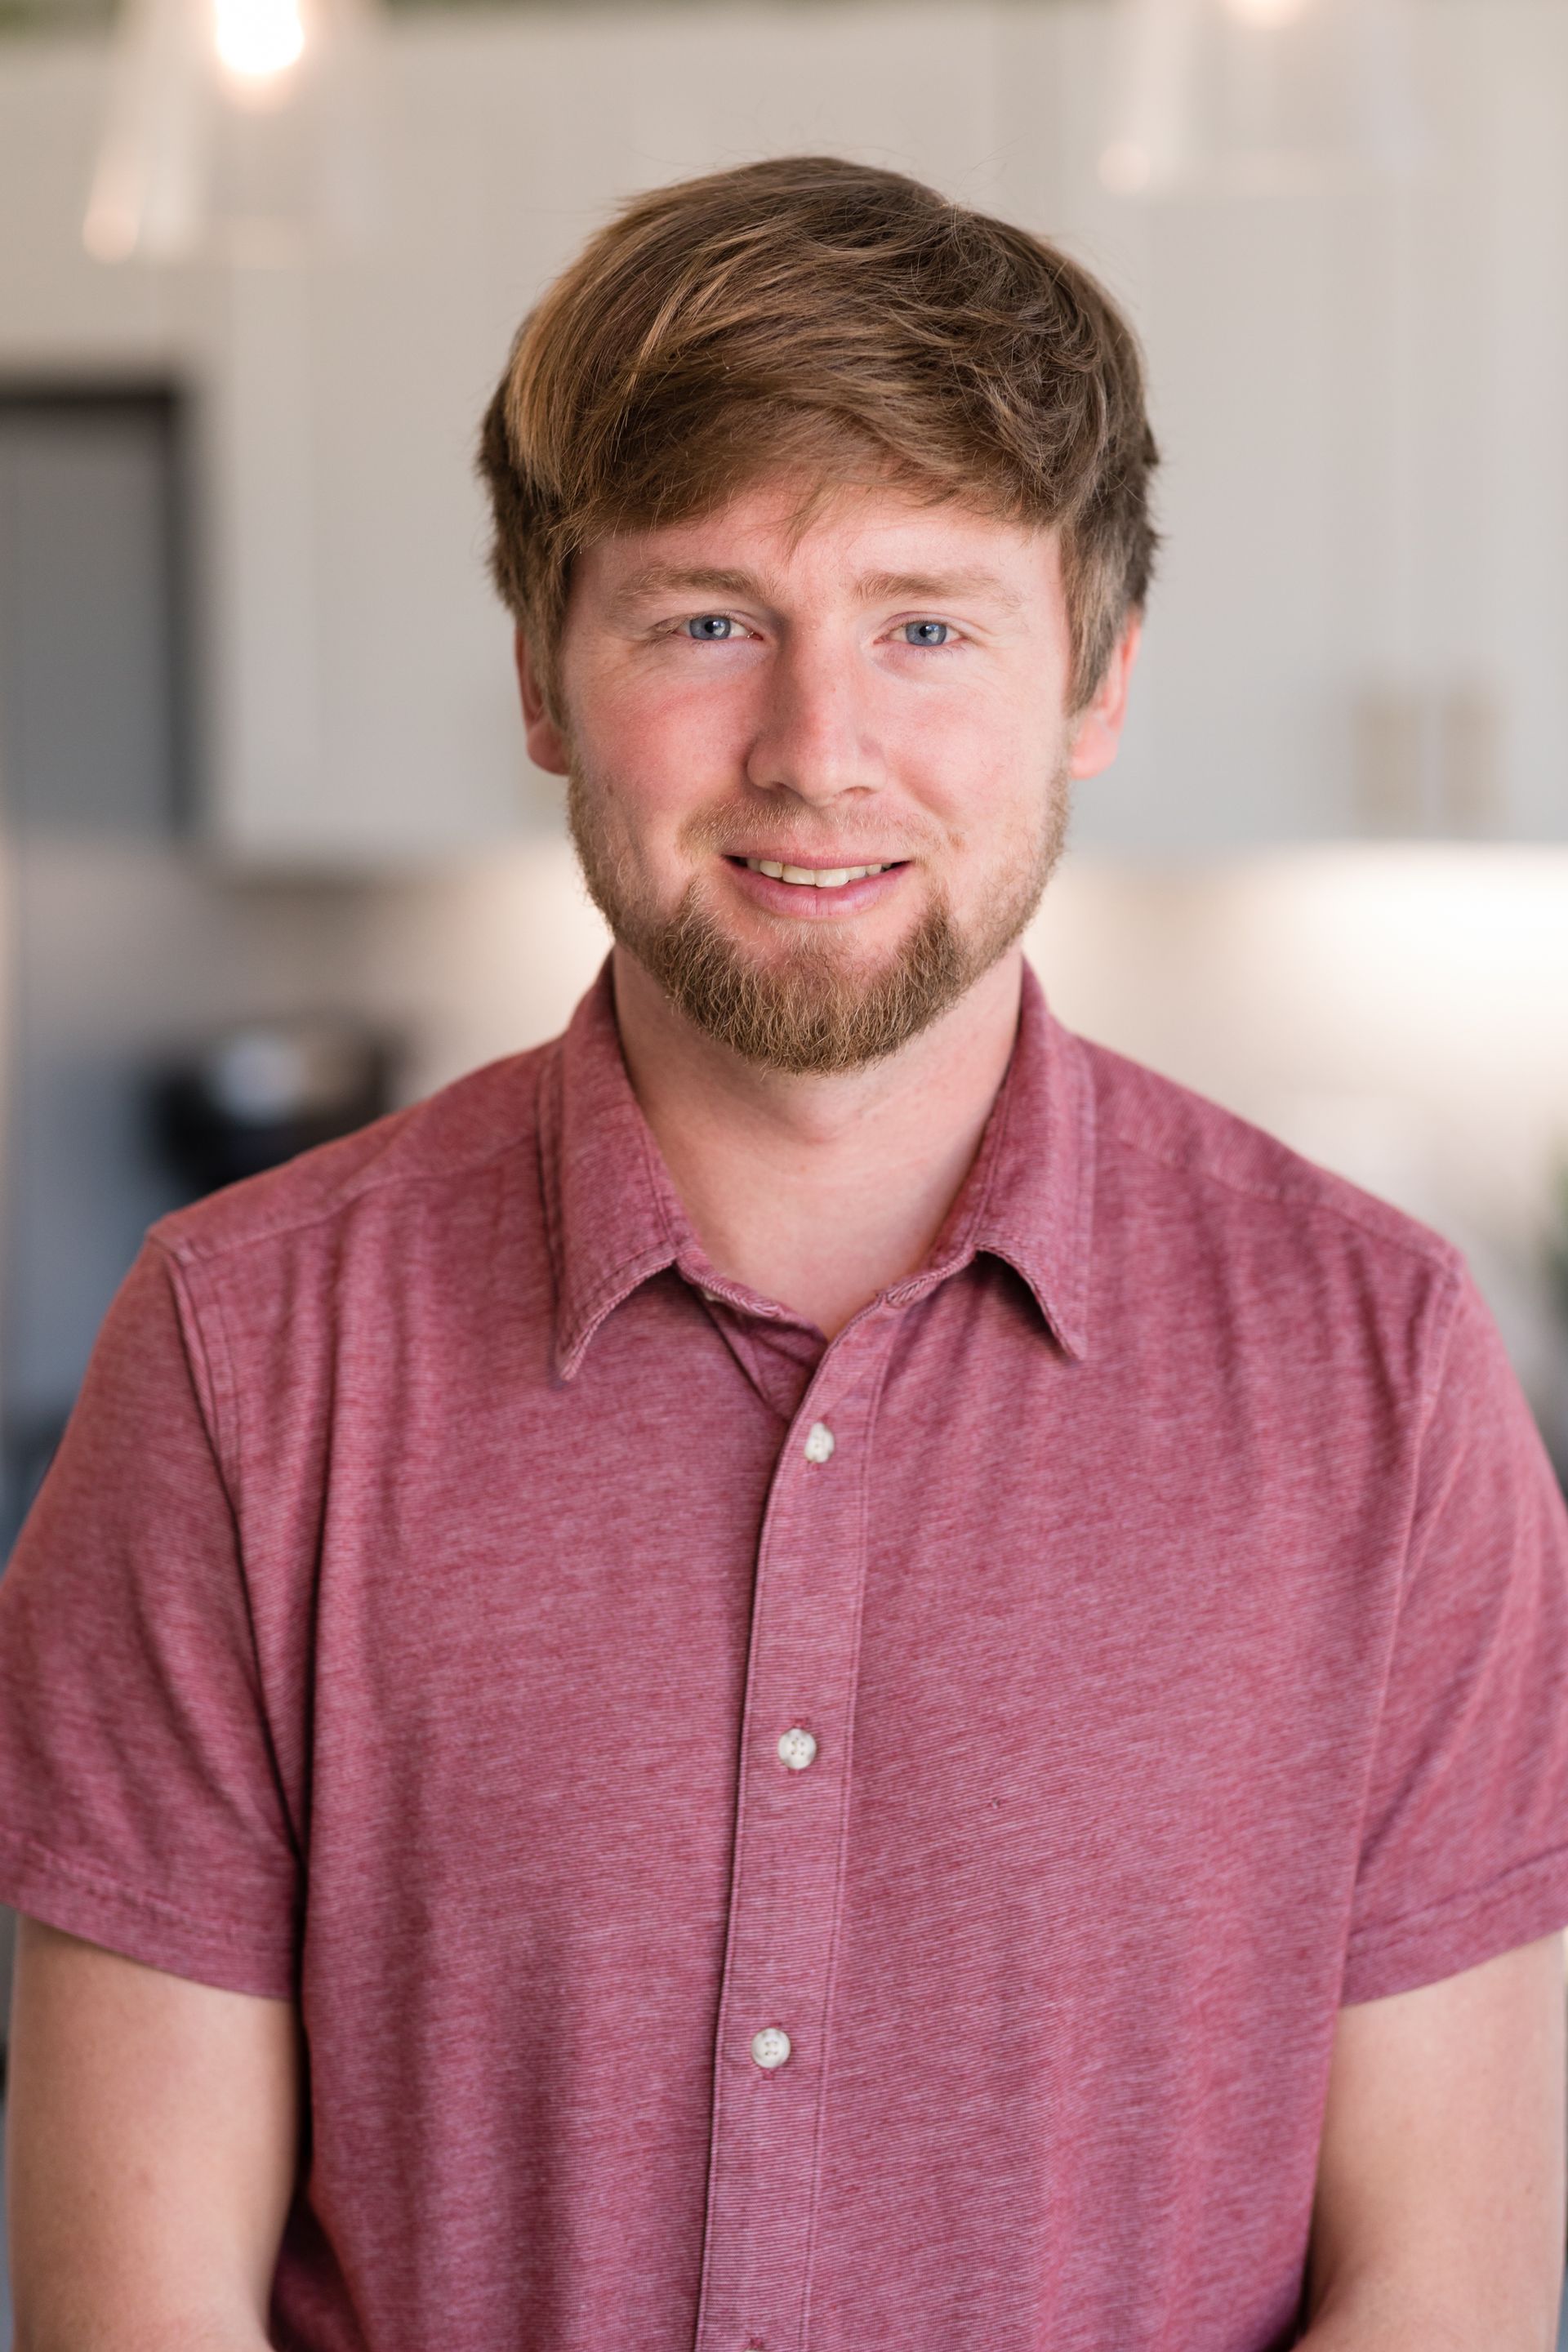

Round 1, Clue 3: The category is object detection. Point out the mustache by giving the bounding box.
[675,803,939,862]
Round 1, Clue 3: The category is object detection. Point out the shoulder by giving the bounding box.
[1077,1030,1463,1288]
[145,1039,555,1275]
[1063,1032,1475,1424]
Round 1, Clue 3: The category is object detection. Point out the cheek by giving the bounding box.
[571,666,746,822]
[888,693,1043,832]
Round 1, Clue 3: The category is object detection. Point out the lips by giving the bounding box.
[722,853,910,920]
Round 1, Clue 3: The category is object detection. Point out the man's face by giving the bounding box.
[518,473,1138,1074]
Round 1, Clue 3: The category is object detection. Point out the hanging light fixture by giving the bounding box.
[83,0,381,264]
[1099,0,1422,198]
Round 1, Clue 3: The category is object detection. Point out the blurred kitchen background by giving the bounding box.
[2,0,1568,2337]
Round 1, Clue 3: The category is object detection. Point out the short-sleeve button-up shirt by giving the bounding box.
[2,954,1566,2352]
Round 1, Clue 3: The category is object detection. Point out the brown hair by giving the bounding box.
[478,154,1159,721]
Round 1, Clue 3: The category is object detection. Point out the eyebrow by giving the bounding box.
[608,563,1027,615]
[611,566,760,608]
[853,569,1026,613]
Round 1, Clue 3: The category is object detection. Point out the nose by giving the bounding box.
[744,629,887,805]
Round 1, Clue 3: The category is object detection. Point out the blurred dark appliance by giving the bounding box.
[149,1016,395,1194]
[0,387,401,1565]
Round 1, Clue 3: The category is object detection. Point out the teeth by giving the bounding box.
[745,859,889,886]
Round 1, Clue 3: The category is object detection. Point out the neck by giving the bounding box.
[610,942,1026,1339]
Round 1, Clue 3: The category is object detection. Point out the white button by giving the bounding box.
[777,1726,817,1771]
[751,2025,791,2069]
[803,1421,835,1464]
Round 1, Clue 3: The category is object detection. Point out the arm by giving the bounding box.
[1298,1931,1567,2350]
[6,1915,303,2352]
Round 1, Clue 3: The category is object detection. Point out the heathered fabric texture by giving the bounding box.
[2,956,1566,2352]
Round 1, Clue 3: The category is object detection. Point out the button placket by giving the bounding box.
[693,1345,891,2352]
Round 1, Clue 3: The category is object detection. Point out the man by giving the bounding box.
[2,155,1566,2352]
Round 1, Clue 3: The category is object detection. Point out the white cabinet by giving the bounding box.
[247,7,1025,865]
[1,2,1565,863]
[193,3,1009,865]
[992,0,1568,853]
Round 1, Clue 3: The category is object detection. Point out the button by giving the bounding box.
[750,2026,791,2069]
[777,1726,817,1771]
[803,1421,835,1464]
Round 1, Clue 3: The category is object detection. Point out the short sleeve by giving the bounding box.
[1342,1267,1568,2004]
[0,1239,300,1997]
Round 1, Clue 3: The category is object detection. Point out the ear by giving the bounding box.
[1067,612,1143,782]
[514,626,571,776]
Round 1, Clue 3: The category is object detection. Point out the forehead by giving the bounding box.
[570,471,1065,610]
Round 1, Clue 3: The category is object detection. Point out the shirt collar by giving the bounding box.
[541,953,1095,1381]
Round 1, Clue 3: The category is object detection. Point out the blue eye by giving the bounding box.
[902,620,951,647]
[684,614,734,640]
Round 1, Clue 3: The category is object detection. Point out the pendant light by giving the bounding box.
[83,0,381,264]
[1099,0,1423,198]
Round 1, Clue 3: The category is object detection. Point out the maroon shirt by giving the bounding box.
[2,956,1566,2352]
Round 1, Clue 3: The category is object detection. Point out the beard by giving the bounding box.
[566,764,1071,1077]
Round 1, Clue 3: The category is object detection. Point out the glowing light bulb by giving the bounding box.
[1225,0,1311,24]
[212,0,305,82]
